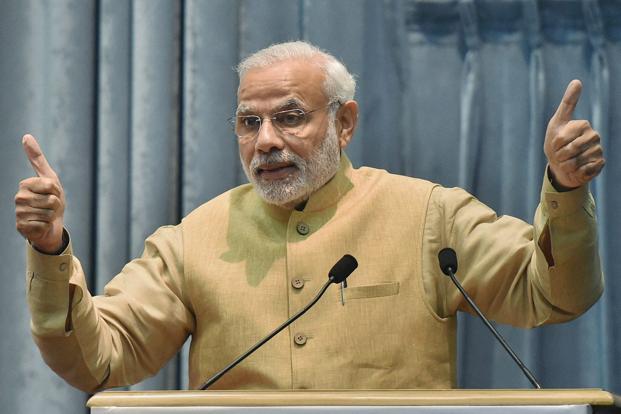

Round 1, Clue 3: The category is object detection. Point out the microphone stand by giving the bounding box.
[445,266,542,389]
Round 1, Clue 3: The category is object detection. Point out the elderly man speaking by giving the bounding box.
[16,41,604,392]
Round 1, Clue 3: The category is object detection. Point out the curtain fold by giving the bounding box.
[525,0,546,214]
[582,0,611,390]
[96,0,132,294]
[2,0,620,412]
[457,0,481,193]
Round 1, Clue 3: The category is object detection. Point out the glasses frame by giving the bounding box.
[229,100,341,142]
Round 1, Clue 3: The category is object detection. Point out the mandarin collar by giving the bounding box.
[259,153,354,221]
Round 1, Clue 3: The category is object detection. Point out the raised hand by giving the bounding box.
[544,80,605,190]
[15,134,66,254]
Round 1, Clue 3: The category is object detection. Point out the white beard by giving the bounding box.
[241,118,341,208]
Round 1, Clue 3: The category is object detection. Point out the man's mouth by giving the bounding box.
[256,162,297,180]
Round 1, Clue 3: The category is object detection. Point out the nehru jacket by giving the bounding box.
[26,154,602,392]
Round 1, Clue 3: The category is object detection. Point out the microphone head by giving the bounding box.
[438,248,458,275]
[329,254,358,283]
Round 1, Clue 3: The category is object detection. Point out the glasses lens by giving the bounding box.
[273,109,307,134]
[235,116,261,138]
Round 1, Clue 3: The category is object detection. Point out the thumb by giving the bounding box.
[551,79,582,124]
[22,134,58,178]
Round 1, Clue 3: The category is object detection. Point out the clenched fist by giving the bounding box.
[15,134,66,254]
[544,80,605,190]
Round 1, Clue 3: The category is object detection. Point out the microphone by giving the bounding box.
[437,248,542,389]
[199,254,358,390]
[438,247,458,275]
[329,254,358,283]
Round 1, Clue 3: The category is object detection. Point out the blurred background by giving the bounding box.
[1,0,620,412]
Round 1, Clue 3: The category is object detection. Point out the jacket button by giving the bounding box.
[59,262,68,272]
[296,222,310,235]
[291,278,305,289]
[550,200,558,209]
[294,333,307,345]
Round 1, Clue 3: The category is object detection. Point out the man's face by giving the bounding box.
[237,59,341,208]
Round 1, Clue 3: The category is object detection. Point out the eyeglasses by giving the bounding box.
[230,101,339,143]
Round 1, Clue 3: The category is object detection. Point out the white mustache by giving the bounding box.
[250,151,302,175]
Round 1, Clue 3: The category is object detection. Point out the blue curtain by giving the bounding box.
[1,0,619,412]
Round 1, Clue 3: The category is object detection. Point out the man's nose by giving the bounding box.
[255,119,285,153]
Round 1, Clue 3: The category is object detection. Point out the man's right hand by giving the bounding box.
[15,134,66,254]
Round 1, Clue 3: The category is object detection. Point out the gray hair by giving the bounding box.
[236,41,356,103]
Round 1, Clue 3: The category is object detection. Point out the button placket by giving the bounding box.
[287,212,312,366]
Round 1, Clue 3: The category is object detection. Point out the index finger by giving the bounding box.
[22,134,58,178]
[552,79,582,123]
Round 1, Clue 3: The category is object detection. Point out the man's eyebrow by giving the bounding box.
[276,98,304,111]
[236,98,305,115]
[236,104,254,115]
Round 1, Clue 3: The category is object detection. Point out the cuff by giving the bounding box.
[541,167,595,219]
[27,230,74,282]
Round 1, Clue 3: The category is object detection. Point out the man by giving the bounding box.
[16,41,604,392]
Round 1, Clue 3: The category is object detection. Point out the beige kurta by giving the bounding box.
[26,155,602,392]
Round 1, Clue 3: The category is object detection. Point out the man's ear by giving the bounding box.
[335,100,358,149]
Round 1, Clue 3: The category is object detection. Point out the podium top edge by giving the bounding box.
[87,388,620,408]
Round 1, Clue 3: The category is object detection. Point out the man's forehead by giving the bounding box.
[237,58,326,109]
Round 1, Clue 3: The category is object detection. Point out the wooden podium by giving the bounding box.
[88,389,621,413]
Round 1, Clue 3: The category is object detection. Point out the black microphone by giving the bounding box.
[329,254,358,283]
[199,254,358,390]
[438,247,459,275]
[437,248,542,389]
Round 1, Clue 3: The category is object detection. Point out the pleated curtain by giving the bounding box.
[1,1,620,413]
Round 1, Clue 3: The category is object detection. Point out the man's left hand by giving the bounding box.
[544,79,605,191]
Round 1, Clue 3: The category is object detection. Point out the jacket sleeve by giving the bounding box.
[422,170,603,327]
[26,225,194,392]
